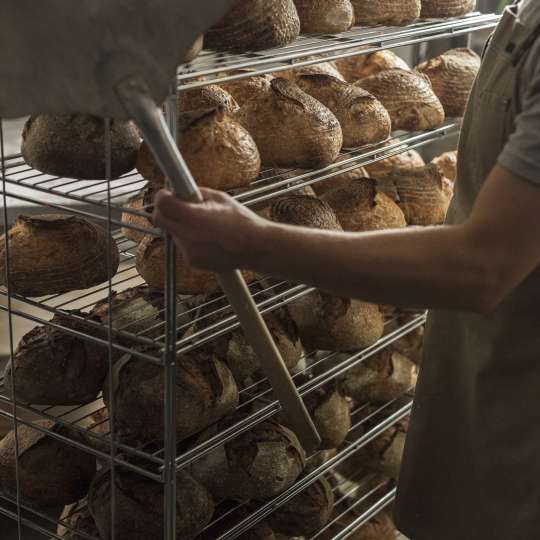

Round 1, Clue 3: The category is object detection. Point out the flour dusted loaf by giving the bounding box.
[178,85,239,113]
[336,50,410,82]
[296,74,391,148]
[21,114,140,179]
[0,421,95,507]
[421,0,476,18]
[57,499,100,540]
[416,48,481,117]
[312,154,370,196]
[137,107,260,190]
[191,418,305,501]
[351,0,421,26]
[365,138,425,177]
[356,68,445,131]
[293,0,354,34]
[236,78,343,168]
[0,214,120,297]
[220,73,274,106]
[88,468,213,540]
[278,58,346,82]
[103,348,238,443]
[432,149,458,181]
[4,311,107,405]
[205,0,301,53]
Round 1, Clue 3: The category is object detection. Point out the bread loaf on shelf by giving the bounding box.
[4,311,108,406]
[420,0,476,18]
[21,114,140,180]
[278,59,347,82]
[296,74,391,148]
[374,163,452,225]
[88,468,214,540]
[365,138,425,177]
[356,69,445,131]
[121,188,155,243]
[416,48,481,117]
[178,85,239,113]
[184,35,205,63]
[312,154,370,196]
[190,418,305,501]
[323,510,396,539]
[205,0,301,53]
[350,0,421,26]
[220,73,274,106]
[431,149,458,181]
[0,421,96,507]
[103,348,239,443]
[0,214,120,297]
[293,0,354,34]
[322,177,407,231]
[236,78,343,169]
[138,107,261,190]
[57,499,100,540]
[336,50,410,83]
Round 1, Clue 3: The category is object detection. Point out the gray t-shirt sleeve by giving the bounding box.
[498,40,540,185]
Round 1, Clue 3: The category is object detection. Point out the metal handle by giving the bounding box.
[116,76,321,453]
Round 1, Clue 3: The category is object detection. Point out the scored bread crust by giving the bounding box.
[236,78,343,169]
[278,58,347,82]
[293,0,354,34]
[178,85,239,114]
[421,0,476,18]
[296,74,391,148]
[21,114,140,180]
[220,73,274,106]
[351,0,421,26]
[57,500,100,540]
[431,150,458,181]
[416,47,481,117]
[137,107,261,190]
[356,68,445,131]
[312,154,370,196]
[365,138,426,177]
[336,50,411,83]
[205,0,301,53]
[0,214,120,297]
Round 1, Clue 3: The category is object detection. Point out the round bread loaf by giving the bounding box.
[178,85,239,113]
[277,58,346,82]
[191,418,305,501]
[365,138,425,177]
[356,69,445,131]
[351,0,421,26]
[336,50,410,83]
[431,149,458,181]
[184,35,205,63]
[137,107,260,190]
[268,474,334,536]
[312,154,370,196]
[374,163,452,225]
[416,48,481,117]
[88,468,213,540]
[4,311,108,405]
[220,73,274,106]
[421,0,476,18]
[103,348,238,443]
[0,421,95,507]
[21,114,140,180]
[236,78,343,169]
[0,214,120,297]
[326,511,396,539]
[321,177,407,231]
[296,74,391,148]
[121,188,155,243]
[205,0,301,53]
[340,349,417,404]
[293,0,354,34]
[57,499,100,540]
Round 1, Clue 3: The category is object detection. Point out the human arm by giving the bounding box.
[153,163,540,313]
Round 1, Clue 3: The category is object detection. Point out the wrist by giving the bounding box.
[242,220,281,274]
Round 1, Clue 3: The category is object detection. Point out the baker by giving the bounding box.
[154,1,540,538]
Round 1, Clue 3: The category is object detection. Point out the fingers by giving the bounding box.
[199,187,231,204]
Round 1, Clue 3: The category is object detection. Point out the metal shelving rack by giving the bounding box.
[0,10,498,540]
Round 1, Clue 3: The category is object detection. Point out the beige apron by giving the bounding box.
[394,6,540,540]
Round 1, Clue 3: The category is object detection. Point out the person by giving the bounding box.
[153,1,540,538]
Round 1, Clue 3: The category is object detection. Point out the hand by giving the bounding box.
[153,188,269,273]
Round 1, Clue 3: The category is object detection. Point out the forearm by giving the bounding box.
[252,222,494,311]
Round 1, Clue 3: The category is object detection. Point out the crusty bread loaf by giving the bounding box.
[137,107,261,190]
[89,468,214,540]
[0,214,120,297]
[357,68,445,131]
[351,0,421,26]
[21,114,140,179]
[236,78,343,169]
[293,0,354,34]
[431,150,458,181]
[374,163,452,225]
[178,85,239,113]
[323,510,396,539]
[296,74,391,148]
[220,73,274,106]
[416,48,481,117]
[336,50,410,83]
[322,177,407,231]
[421,0,476,18]
[0,421,95,507]
[57,499,100,540]
[4,311,108,405]
[184,35,204,63]
[365,138,425,177]
[191,418,305,501]
[278,58,347,82]
[103,348,239,443]
[205,0,301,53]
[121,188,155,243]
[312,154,370,195]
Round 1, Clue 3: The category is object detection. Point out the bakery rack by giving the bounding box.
[0,10,498,540]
